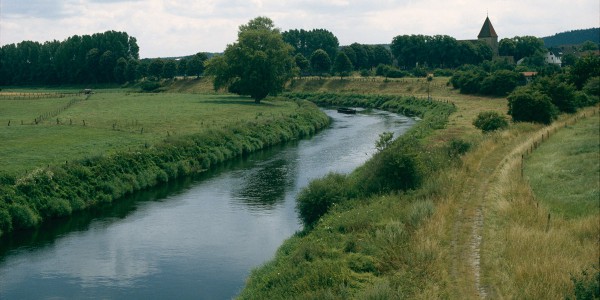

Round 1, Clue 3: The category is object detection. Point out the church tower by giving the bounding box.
[478,16,498,55]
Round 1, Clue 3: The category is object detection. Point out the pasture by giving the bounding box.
[0,90,298,176]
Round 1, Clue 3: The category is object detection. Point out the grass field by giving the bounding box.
[0,91,298,176]
[525,115,599,218]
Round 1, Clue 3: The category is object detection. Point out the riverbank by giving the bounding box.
[0,94,329,237]
[239,79,599,299]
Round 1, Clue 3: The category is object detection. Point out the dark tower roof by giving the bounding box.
[478,16,498,38]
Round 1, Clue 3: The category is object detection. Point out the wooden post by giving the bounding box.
[546,214,551,232]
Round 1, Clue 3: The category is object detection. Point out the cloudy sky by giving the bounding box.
[1,0,598,58]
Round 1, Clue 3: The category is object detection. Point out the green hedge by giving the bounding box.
[0,99,329,237]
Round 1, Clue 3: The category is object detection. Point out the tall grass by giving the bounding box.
[0,94,329,236]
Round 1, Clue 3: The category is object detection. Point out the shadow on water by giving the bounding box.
[0,142,298,260]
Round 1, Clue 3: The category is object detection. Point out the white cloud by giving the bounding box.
[1,0,598,57]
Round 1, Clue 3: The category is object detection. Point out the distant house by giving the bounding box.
[521,71,538,83]
[545,51,562,66]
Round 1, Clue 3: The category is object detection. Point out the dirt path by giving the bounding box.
[447,107,598,299]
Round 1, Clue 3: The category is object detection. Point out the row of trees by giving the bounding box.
[0,31,139,85]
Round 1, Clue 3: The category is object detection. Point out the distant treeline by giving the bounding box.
[0,31,139,86]
[542,28,600,47]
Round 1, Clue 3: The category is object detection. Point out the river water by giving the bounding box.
[0,108,414,299]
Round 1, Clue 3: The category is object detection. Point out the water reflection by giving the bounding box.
[0,109,415,299]
[232,148,299,210]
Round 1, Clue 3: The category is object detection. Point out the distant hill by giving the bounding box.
[542,28,599,47]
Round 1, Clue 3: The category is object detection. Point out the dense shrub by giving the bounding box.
[355,137,424,195]
[296,173,348,229]
[140,80,161,92]
[473,111,509,132]
[447,138,472,158]
[508,86,558,124]
[534,76,578,113]
[452,68,523,96]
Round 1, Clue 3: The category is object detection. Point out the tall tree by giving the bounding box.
[209,17,295,103]
[187,52,208,78]
[148,59,164,79]
[162,60,177,79]
[310,49,331,78]
[333,52,353,79]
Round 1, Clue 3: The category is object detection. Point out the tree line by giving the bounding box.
[0,31,139,85]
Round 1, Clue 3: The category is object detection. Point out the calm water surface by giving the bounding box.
[0,109,414,299]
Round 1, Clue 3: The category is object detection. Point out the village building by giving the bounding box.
[477,16,499,56]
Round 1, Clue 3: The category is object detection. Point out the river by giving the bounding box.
[0,108,414,299]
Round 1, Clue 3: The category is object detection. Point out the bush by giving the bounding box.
[140,80,161,92]
[508,86,558,124]
[356,138,424,195]
[473,111,509,133]
[296,173,348,229]
[447,138,471,158]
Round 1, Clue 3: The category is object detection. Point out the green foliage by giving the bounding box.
[446,138,472,158]
[140,80,161,92]
[451,67,522,96]
[569,266,600,300]
[508,86,558,124]
[332,52,353,78]
[375,132,394,152]
[356,138,424,195]
[310,49,332,77]
[473,111,509,133]
[296,173,348,229]
[0,31,139,85]
[282,28,339,61]
[570,55,600,89]
[209,17,295,102]
[533,76,578,113]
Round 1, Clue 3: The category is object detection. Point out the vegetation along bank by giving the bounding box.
[0,96,329,237]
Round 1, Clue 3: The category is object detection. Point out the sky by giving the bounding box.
[1,0,598,58]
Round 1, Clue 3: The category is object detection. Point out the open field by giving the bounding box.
[524,115,599,218]
[0,91,299,176]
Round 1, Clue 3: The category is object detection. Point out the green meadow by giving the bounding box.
[0,91,299,176]
[525,115,600,218]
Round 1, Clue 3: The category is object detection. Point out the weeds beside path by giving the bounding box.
[418,105,598,298]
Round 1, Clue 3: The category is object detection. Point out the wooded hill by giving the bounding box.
[542,28,600,47]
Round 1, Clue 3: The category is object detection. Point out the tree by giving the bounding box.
[534,76,577,113]
[283,28,339,61]
[371,45,392,67]
[570,55,600,89]
[507,86,558,124]
[177,58,188,78]
[333,52,353,79]
[187,52,208,78]
[148,59,164,79]
[294,53,310,77]
[310,49,331,78]
[114,57,127,84]
[209,17,295,103]
[162,60,177,79]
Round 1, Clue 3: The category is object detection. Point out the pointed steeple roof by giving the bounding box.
[478,16,498,38]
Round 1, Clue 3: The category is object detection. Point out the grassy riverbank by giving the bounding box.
[239,78,599,299]
[0,90,329,236]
